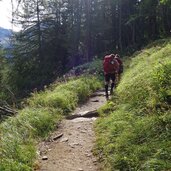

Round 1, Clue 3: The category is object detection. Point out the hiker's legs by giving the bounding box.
[104,74,110,99]
[110,74,116,95]
[105,83,109,99]
[110,82,115,95]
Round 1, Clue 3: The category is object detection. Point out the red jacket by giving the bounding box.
[103,55,119,75]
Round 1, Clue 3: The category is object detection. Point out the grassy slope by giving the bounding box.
[0,76,102,171]
[95,39,171,171]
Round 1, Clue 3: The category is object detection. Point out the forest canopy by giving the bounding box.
[1,0,171,100]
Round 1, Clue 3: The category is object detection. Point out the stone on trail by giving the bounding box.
[91,99,99,102]
[60,137,69,142]
[52,133,63,141]
[42,156,48,160]
[78,168,84,171]
[38,89,105,170]
[66,110,99,119]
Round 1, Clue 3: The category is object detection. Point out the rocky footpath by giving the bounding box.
[37,90,106,171]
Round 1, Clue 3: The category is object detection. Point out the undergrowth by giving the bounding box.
[95,39,171,171]
[0,76,102,171]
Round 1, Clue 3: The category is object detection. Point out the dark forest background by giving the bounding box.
[0,0,171,102]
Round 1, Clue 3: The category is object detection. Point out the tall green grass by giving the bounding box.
[0,76,102,171]
[95,40,171,171]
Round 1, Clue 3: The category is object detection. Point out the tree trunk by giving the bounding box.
[36,0,42,59]
[118,0,122,52]
[85,0,92,62]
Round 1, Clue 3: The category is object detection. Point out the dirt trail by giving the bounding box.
[38,90,106,171]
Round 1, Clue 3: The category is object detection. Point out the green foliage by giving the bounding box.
[0,159,32,171]
[117,41,171,112]
[95,40,171,171]
[160,0,171,6]
[28,77,102,112]
[74,58,103,77]
[28,89,77,113]
[0,76,102,170]
[19,108,62,137]
[7,0,171,101]
[0,49,11,102]
[0,107,59,170]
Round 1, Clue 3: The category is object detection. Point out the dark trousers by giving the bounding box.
[104,73,116,99]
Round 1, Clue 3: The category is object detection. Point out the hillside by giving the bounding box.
[0,39,171,171]
[0,27,11,47]
[0,0,171,170]
[95,39,171,171]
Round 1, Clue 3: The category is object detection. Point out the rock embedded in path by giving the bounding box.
[66,110,99,119]
[85,153,92,157]
[42,156,48,160]
[77,126,81,129]
[69,142,81,148]
[91,99,99,102]
[60,137,69,142]
[80,110,99,118]
[78,168,84,171]
[80,130,87,133]
[52,133,63,141]
[93,159,98,163]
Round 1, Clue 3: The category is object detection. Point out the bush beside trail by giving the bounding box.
[95,40,171,171]
[0,76,102,171]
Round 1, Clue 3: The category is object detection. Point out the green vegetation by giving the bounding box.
[73,58,103,76]
[0,49,10,102]
[8,0,171,98]
[1,0,171,170]
[0,76,102,171]
[95,40,171,171]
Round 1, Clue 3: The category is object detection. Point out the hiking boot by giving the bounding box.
[105,94,109,100]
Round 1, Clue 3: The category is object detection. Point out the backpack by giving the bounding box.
[103,55,119,74]
[115,56,123,73]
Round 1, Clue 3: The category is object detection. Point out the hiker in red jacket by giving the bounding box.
[114,54,123,82]
[103,54,119,100]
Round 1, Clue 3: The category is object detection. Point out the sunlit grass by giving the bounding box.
[0,76,102,170]
[95,39,171,171]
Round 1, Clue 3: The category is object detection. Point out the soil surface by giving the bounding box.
[38,90,106,171]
